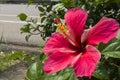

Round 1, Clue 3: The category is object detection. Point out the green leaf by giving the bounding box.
[56,69,71,80]
[38,6,45,12]
[102,51,120,58]
[69,73,78,80]
[25,35,31,42]
[52,3,64,11]
[116,30,120,40]
[39,53,46,61]
[102,41,120,58]
[61,0,75,8]
[98,38,117,52]
[102,41,120,52]
[93,62,110,80]
[28,0,34,5]
[98,43,108,52]
[18,13,27,21]
[7,51,26,61]
[26,62,42,80]
[118,67,120,77]
[46,5,52,12]
[32,18,38,24]
[41,17,46,23]
[40,13,44,17]
[20,25,30,33]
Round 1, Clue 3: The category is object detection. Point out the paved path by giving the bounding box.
[0,62,27,80]
[0,4,44,46]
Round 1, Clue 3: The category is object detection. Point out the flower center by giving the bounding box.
[57,23,81,48]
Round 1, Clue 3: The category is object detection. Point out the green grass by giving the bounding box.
[0,51,26,71]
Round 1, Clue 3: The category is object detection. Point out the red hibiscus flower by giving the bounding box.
[43,8,119,78]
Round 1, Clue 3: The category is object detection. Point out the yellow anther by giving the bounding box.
[57,23,67,33]
[56,23,81,48]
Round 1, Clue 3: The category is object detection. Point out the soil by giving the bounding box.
[0,62,28,80]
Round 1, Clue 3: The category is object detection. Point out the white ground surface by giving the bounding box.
[0,4,44,46]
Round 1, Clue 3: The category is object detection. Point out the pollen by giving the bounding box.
[57,23,67,33]
[57,23,81,48]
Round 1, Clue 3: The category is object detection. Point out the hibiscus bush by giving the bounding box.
[18,0,120,80]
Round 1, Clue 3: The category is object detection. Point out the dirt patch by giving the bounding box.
[0,62,28,80]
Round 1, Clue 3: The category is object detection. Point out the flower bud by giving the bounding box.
[54,18,61,24]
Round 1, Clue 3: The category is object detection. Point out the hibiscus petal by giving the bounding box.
[43,32,76,56]
[86,17,119,46]
[43,51,78,74]
[73,45,101,78]
[65,8,88,43]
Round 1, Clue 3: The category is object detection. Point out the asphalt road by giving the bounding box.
[0,4,44,46]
